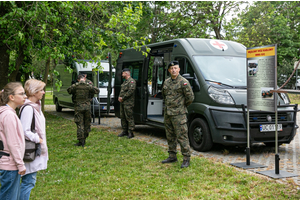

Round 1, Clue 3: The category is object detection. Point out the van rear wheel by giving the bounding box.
[55,100,62,112]
[188,118,213,152]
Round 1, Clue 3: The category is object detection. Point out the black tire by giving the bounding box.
[188,118,213,152]
[55,100,62,112]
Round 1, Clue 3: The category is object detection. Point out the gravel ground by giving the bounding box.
[45,105,300,187]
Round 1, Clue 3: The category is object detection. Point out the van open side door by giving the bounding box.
[106,53,113,114]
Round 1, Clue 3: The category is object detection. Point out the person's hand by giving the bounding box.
[18,169,26,175]
[39,138,43,144]
[118,97,123,102]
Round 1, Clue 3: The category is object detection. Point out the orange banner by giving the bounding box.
[247,46,275,58]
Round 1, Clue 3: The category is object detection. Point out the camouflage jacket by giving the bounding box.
[67,81,100,110]
[162,75,194,115]
[119,77,136,106]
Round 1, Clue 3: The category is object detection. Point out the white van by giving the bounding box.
[53,59,115,114]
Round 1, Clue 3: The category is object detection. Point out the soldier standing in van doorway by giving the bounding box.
[118,68,136,139]
[67,74,99,147]
[161,61,194,168]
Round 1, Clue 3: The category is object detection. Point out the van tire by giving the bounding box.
[55,100,62,112]
[188,118,213,152]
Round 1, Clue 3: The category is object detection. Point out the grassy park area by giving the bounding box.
[28,90,300,199]
[30,112,300,199]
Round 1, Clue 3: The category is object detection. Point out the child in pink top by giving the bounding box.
[0,82,27,200]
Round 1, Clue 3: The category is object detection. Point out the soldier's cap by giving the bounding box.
[168,61,179,68]
[122,68,130,72]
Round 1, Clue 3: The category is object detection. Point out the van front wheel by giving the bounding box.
[55,100,62,112]
[188,118,213,152]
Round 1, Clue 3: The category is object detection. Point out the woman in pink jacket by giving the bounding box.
[0,82,27,200]
[19,79,48,200]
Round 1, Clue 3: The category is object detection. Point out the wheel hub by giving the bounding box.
[193,127,203,143]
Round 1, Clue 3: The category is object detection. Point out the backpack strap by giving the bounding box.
[19,104,35,133]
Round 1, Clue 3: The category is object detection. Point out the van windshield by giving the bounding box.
[193,56,247,87]
[99,72,115,87]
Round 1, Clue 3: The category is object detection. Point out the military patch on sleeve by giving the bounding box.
[184,82,187,86]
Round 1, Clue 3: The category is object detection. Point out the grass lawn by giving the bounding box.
[28,112,300,199]
[288,93,300,105]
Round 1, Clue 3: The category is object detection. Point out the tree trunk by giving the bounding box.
[9,43,25,82]
[41,57,51,113]
[0,3,10,88]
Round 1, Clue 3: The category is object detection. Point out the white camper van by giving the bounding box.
[53,59,115,113]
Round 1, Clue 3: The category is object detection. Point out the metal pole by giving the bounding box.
[275,108,280,174]
[246,109,250,165]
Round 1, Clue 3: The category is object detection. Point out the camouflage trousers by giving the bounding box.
[120,103,135,132]
[164,114,191,158]
[74,109,91,140]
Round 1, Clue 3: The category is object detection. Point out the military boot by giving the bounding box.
[74,141,82,146]
[81,139,86,147]
[118,131,128,137]
[181,157,190,168]
[161,156,178,164]
[128,131,134,139]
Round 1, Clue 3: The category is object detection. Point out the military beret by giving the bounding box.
[168,61,179,68]
[122,68,130,72]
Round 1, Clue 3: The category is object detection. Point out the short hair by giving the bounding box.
[77,74,85,80]
[24,79,46,97]
[0,82,23,106]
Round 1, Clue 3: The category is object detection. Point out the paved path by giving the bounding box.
[45,105,300,187]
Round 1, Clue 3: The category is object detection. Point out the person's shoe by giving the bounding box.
[81,139,86,147]
[74,141,82,146]
[128,131,134,139]
[161,157,178,164]
[181,158,190,168]
[118,131,128,137]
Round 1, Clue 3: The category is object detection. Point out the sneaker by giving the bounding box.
[161,157,178,164]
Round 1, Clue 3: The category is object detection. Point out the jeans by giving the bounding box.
[20,172,37,200]
[0,170,21,200]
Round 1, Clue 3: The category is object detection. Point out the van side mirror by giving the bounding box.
[182,73,200,92]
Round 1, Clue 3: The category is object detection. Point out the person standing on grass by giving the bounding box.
[0,82,26,199]
[161,61,194,168]
[67,74,99,147]
[19,79,48,200]
[117,68,136,139]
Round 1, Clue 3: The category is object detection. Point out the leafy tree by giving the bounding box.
[227,1,300,88]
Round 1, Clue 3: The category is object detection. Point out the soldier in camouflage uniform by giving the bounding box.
[161,61,194,168]
[118,68,136,139]
[67,74,99,147]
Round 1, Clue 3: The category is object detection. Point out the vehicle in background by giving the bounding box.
[53,58,115,114]
[109,38,298,152]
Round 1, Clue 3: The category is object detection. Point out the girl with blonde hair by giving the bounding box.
[19,79,48,200]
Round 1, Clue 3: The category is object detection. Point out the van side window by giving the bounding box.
[123,61,142,87]
[175,57,195,77]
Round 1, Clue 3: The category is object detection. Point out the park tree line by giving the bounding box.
[1,1,300,90]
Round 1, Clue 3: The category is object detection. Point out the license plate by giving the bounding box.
[260,124,282,132]
[102,106,114,110]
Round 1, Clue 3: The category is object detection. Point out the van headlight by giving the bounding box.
[208,86,235,104]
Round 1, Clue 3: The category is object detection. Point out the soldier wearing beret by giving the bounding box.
[161,61,194,168]
[67,74,99,147]
[118,68,136,139]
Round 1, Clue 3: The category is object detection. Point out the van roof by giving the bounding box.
[122,38,246,57]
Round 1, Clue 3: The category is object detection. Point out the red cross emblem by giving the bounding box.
[210,40,228,51]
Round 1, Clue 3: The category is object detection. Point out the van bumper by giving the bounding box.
[208,104,298,146]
